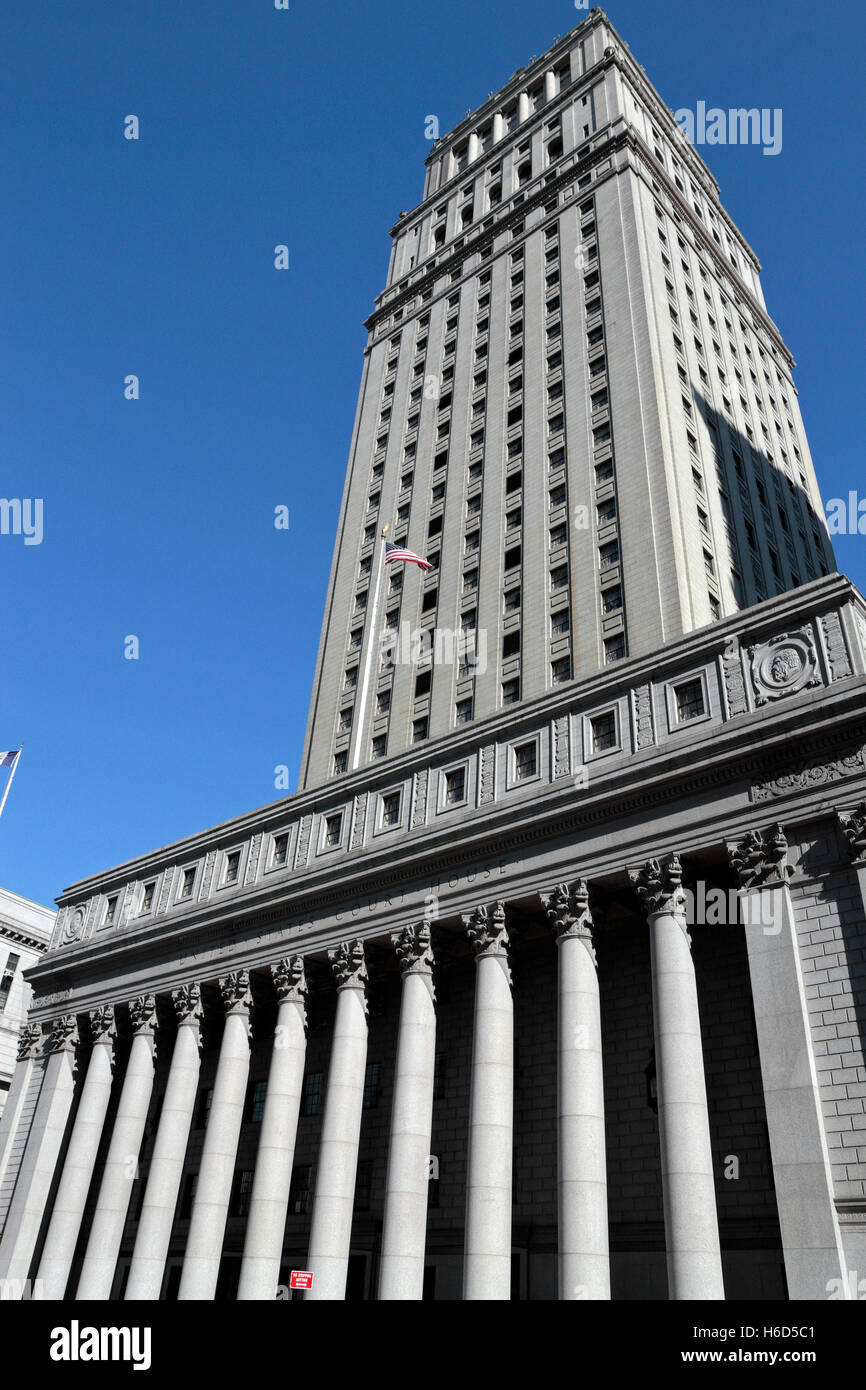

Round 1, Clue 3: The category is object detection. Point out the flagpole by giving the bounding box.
[350,529,389,771]
[0,747,22,821]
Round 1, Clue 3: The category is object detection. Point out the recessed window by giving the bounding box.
[325,814,342,849]
[551,656,572,685]
[412,717,429,743]
[456,698,473,726]
[363,1062,381,1109]
[272,835,289,867]
[371,734,387,759]
[445,767,466,805]
[602,585,622,614]
[551,610,569,637]
[502,678,520,705]
[224,852,241,885]
[414,669,432,697]
[590,711,617,753]
[604,635,626,664]
[333,751,348,775]
[513,741,537,781]
[502,630,521,658]
[141,881,156,913]
[381,792,401,827]
[674,679,706,722]
[180,868,196,900]
[376,689,391,716]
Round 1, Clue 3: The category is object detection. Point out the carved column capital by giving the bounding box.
[219,969,252,1016]
[838,803,866,863]
[17,1021,43,1062]
[629,855,688,918]
[727,823,794,889]
[46,1014,79,1054]
[462,900,510,966]
[540,880,596,965]
[172,981,203,1029]
[129,993,157,1036]
[329,940,369,1007]
[392,922,434,976]
[272,955,307,1005]
[88,1004,117,1047]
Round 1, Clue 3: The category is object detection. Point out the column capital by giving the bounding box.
[462,900,510,960]
[17,1021,43,1061]
[172,981,203,1029]
[88,1004,117,1047]
[219,968,252,1017]
[727,822,794,889]
[837,802,866,863]
[129,993,157,1036]
[329,940,369,1003]
[629,855,688,918]
[541,881,596,965]
[391,922,434,977]
[46,1014,78,1054]
[272,955,307,1005]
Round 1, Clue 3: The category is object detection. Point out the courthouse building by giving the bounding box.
[1,9,865,1300]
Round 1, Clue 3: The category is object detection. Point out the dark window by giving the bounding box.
[301,1073,322,1117]
[675,679,705,722]
[363,1063,380,1110]
[591,712,617,752]
[445,768,466,805]
[502,630,521,658]
[288,1164,312,1215]
[513,741,537,780]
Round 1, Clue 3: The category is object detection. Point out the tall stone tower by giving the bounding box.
[300,7,835,790]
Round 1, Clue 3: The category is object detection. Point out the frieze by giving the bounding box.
[721,638,749,717]
[632,685,655,749]
[747,629,820,705]
[752,746,866,802]
[244,834,263,886]
[351,793,368,850]
[821,610,853,682]
[156,867,175,915]
[199,849,217,900]
[295,814,313,869]
[479,743,496,804]
[553,714,571,776]
[411,768,429,828]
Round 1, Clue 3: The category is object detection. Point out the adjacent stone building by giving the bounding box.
[0,10,863,1301]
[0,888,53,1121]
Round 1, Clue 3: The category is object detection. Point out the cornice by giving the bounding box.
[33,672,866,992]
[53,572,860,908]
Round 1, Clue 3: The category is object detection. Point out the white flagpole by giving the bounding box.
[0,747,22,821]
[350,529,389,771]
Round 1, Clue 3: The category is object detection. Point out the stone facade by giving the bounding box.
[0,11,863,1303]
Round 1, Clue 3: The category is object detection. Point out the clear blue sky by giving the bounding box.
[1,0,863,905]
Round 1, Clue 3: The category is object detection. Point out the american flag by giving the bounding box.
[384,540,431,571]
[0,750,19,768]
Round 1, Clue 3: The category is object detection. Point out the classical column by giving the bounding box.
[125,983,202,1301]
[462,901,513,1301]
[518,91,530,122]
[492,112,504,143]
[378,923,436,1300]
[541,882,610,1300]
[0,1016,78,1290]
[304,940,369,1301]
[730,823,849,1300]
[467,131,479,163]
[0,1024,43,1193]
[178,969,252,1301]
[34,1006,117,1300]
[76,994,158,1300]
[544,69,556,101]
[629,855,724,1300]
[237,957,308,1301]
